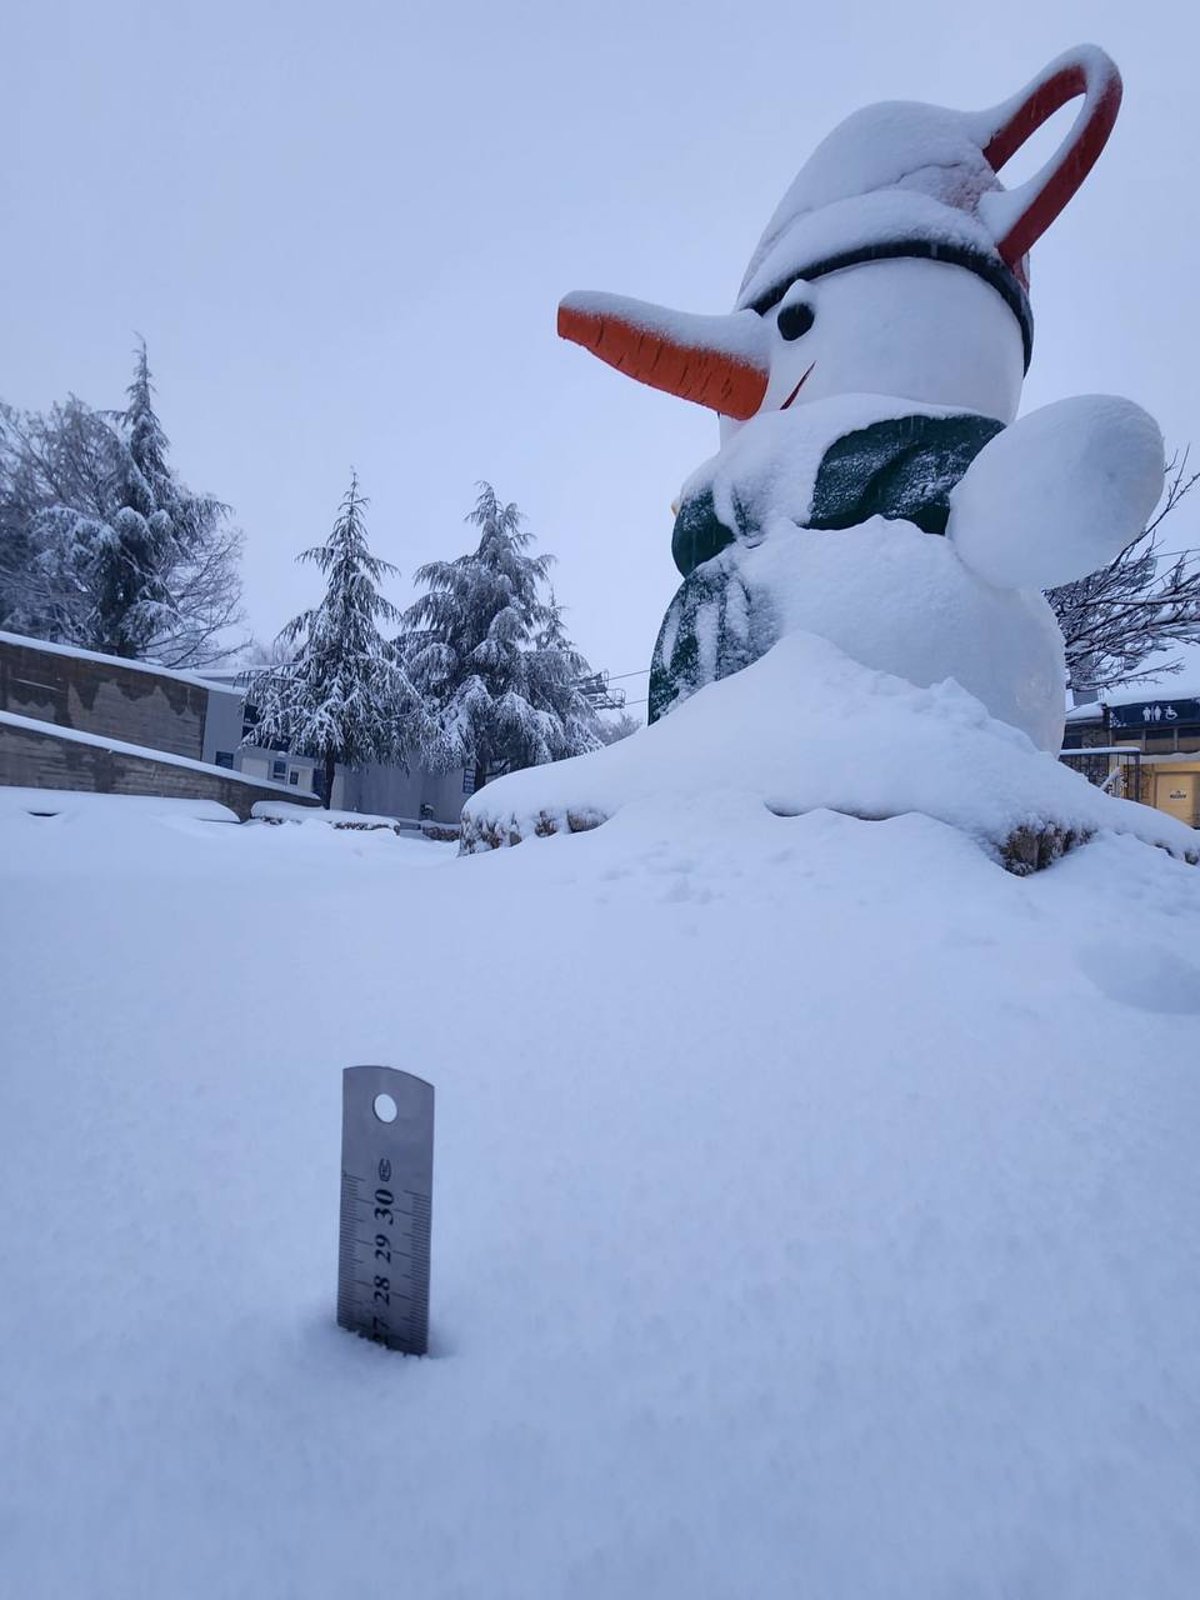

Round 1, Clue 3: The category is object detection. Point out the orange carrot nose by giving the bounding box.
[558,292,770,420]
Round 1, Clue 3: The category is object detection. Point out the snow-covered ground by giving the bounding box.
[2,786,1199,1597]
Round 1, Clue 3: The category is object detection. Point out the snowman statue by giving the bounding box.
[558,44,1163,755]
[461,45,1194,867]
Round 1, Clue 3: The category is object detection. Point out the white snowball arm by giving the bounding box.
[947,396,1165,591]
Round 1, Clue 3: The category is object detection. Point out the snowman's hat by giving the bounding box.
[560,45,1122,418]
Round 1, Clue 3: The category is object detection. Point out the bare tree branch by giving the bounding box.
[1047,448,1200,695]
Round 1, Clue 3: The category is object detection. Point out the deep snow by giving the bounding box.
[462,630,1197,865]
[2,788,1199,1598]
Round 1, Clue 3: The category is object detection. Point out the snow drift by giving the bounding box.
[463,629,1198,872]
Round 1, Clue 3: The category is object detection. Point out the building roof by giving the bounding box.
[0,630,242,697]
[1065,647,1200,720]
[0,709,290,787]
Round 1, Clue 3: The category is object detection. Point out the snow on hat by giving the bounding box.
[559,45,1121,413]
[736,45,1122,368]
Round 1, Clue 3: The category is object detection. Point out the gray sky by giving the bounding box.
[4,0,1197,705]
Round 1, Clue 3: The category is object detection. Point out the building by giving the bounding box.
[1062,687,1200,828]
[200,667,471,823]
[0,630,317,819]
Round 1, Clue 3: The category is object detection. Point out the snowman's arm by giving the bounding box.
[947,396,1164,591]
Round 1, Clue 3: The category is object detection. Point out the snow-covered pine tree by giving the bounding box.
[0,343,243,664]
[86,341,179,658]
[0,397,116,642]
[528,588,603,756]
[402,484,600,793]
[595,711,643,745]
[248,474,438,807]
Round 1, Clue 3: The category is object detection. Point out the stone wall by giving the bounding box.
[0,719,313,822]
[0,635,209,759]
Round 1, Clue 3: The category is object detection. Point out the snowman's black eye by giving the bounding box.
[777,301,815,341]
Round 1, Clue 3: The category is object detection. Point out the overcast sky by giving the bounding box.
[4,0,1196,707]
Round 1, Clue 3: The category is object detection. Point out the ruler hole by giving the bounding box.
[373,1092,399,1124]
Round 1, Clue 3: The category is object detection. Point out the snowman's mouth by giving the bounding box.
[779,362,816,411]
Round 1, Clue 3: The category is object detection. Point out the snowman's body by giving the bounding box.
[656,388,1068,749]
[558,46,1165,756]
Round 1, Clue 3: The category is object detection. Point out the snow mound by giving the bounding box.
[463,631,1198,871]
[0,785,240,824]
[251,800,458,840]
[253,800,407,827]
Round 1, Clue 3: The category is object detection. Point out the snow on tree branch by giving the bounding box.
[247,473,449,806]
[0,341,244,665]
[401,483,601,793]
[1047,449,1200,694]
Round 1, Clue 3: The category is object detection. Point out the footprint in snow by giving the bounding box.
[1077,941,1200,1016]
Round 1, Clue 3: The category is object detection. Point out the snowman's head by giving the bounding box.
[721,253,1027,436]
[559,46,1120,434]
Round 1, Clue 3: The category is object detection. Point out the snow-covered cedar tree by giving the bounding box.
[527,588,604,756]
[1047,450,1199,696]
[0,396,115,645]
[596,711,643,745]
[0,342,243,665]
[247,474,444,806]
[401,484,601,794]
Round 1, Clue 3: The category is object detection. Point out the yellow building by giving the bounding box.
[1144,761,1200,827]
[1062,688,1200,829]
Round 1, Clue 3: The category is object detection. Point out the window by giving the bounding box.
[215,751,235,770]
[272,758,287,782]
[289,771,300,786]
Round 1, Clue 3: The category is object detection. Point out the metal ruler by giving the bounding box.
[337,1065,434,1355]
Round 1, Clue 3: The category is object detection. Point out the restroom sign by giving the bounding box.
[1109,697,1200,731]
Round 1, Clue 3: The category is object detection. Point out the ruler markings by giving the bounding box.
[336,1066,434,1356]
